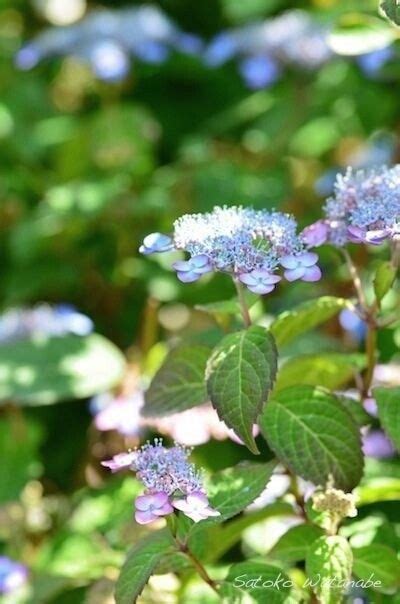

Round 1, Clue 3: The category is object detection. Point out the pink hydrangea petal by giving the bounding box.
[284,267,306,281]
[153,502,174,516]
[202,506,220,518]
[172,498,192,513]
[280,255,298,269]
[347,225,365,242]
[101,451,136,472]
[302,265,322,282]
[183,510,208,523]
[135,492,169,511]
[186,492,209,509]
[301,221,328,247]
[135,509,157,524]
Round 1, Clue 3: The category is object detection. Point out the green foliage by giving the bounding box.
[352,544,400,593]
[206,326,277,453]
[374,260,397,304]
[374,387,400,451]
[0,334,126,405]
[269,524,324,563]
[225,561,296,603]
[270,297,348,348]
[115,530,175,604]
[259,386,364,490]
[275,353,366,391]
[305,536,353,604]
[143,344,211,416]
[380,0,400,26]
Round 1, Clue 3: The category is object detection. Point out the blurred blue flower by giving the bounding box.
[339,309,366,342]
[0,557,27,594]
[357,46,393,77]
[16,6,202,82]
[0,304,93,344]
[238,55,280,89]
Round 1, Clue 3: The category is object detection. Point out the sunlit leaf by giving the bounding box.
[353,544,400,593]
[306,536,353,604]
[374,387,400,451]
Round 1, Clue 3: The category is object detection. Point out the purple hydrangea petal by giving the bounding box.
[135,509,158,524]
[140,232,173,255]
[247,283,276,295]
[280,255,299,269]
[302,265,322,282]
[301,220,328,247]
[101,451,137,472]
[299,251,319,267]
[284,266,306,281]
[176,270,202,283]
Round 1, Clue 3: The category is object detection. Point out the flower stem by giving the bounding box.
[362,322,377,398]
[234,278,252,328]
[177,540,219,594]
[342,248,367,310]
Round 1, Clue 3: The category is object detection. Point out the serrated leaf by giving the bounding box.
[381,0,400,26]
[225,561,295,603]
[0,334,125,405]
[143,344,211,416]
[218,582,256,604]
[275,353,366,392]
[374,387,400,451]
[353,544,400,593]
[269,524,324,563]
[205,461,276,523]
[270,296,348,347]
[374,261,397,304]
[306,536,353,604]
[259,386,363,490]
[115,530,175,604]
[206,326,278,453]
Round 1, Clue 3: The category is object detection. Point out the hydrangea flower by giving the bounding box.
[16,6,202,82]
[102,439,219,524]
[0,304,93,344]
[140,205,322,293]
[204,10,332,89]
[280,252,322,282]
[0,557,27,594]
[91,391,144,437]
[172,492,220,522]
[362,429,395,459]
[323,165,400,246]
[135,492,174,524]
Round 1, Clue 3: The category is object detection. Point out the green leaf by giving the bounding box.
[306,536,353,604]
[269,524,324,563]
[206,326,278,453]
[205,461,276,522]
[259,386,363,490]
[270,296,348,348]
[115,530,175,604]
[143,344,211,416]
[275,353,366,392]
[374,387,400,451]
[218,581,256,603]
[225,561,296,603]
[381,0,400,26]
[0,334,125,405]
[353,544,400,593]
[328,16,395,56]
[374,261,397,304]
[337,395,372,427]
[195,291,258,317]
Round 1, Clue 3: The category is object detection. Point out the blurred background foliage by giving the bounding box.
[0,0,400,602]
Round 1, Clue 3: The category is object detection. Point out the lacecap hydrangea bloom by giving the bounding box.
[140,206,322,294]
[16,6,202,82]
[102,439,220,524]
[204,10,332,89]
[320,165,400,246]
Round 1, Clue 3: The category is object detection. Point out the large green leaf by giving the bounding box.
[143,344,211,416]
[259,386,363,490]
[353,544,400,593]
[374,387,400,451]
[205,461,276,522]
[306,536,353,604]
[115,530,175,604]
[275,353,366,392]
[206,326,277,453]
[0,334,125,405]
[269,524,324,563]
[225,561,297,603]
[270,296,348,348]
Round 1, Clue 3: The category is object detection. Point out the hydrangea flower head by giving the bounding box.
[140,205,322,293]
[323,165,400,246]
[102,439,219,524]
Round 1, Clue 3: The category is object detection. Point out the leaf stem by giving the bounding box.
[362,322,377,398]
[234,278,252,328]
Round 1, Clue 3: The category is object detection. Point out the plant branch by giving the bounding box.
[341,248,368,311]
[177,540,219,594]
[234,278,252,328]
